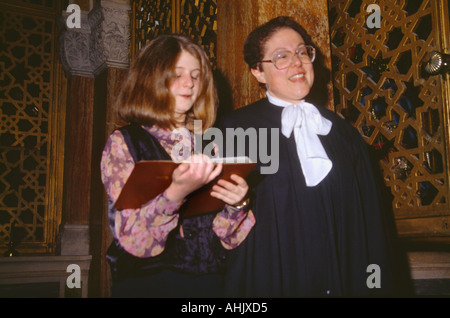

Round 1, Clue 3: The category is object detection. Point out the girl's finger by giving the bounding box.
[229,174,246,186]
[206,162,223,183]
[216,179,238,191]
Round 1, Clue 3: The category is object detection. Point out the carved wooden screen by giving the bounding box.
[0,0,64,254]
[131,0,217,68]
[328,0,450,238]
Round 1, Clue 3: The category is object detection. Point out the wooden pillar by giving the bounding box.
[90,0,131,297]
[217,0,333,110]
[59,0,131,297]
[59,7,105,258]
[64,76,96,226]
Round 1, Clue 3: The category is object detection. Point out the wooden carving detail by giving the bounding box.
[329,0,448,218]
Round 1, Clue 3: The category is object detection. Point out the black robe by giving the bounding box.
[217,98,410,297]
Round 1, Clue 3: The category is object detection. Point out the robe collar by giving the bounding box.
[266,91,333,186]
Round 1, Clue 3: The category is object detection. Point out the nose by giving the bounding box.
[182,74,194,88]
[291,53,303,67]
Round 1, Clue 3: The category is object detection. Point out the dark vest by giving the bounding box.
[106,123,227,282]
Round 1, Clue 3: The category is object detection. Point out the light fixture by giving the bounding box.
[423,51,450,75]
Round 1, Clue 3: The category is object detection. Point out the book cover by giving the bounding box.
[114,157,256,217]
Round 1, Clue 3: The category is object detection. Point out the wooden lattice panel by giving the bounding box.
[180,0,218,68]
[131,0,217,68]
[0,4,57,251]
[329,0,449,219]
[133,0,174,55]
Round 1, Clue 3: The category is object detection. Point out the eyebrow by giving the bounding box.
[271,42,307,55]
[174,67,201,78]
[270,43,307,53]
[175,66,201,71]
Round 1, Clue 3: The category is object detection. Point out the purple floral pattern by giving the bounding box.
[101,125,255,257]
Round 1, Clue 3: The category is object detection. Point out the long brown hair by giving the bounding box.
[117,34,217,132]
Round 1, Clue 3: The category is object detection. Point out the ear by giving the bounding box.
[250,67,267,85]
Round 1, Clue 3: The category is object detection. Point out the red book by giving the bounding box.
[114,157,256,217]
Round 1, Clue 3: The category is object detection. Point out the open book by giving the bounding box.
[114,157,256,217]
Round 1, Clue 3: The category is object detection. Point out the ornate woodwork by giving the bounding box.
[0,0,65,254]
[328,0,450,238]
[131,0,218,67]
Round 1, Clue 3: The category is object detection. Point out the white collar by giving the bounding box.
[266,91,333,186]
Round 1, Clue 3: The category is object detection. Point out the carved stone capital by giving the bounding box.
[58,0,131,77]
[59,9,106,77]
[99,0,131,69]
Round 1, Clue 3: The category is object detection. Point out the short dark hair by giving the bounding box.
[243,16,314,70]
[243,16,330,106]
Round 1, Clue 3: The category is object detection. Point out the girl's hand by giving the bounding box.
[165,154,223,203]
[210,174,249,207]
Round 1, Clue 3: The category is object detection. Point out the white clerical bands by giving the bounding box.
[266,91,333,187]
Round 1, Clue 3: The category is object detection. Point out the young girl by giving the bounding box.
[101,34,255,297]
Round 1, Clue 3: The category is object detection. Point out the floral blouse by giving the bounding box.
[100,125,256,258]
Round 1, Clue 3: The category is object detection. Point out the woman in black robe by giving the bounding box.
[217,16,411,297]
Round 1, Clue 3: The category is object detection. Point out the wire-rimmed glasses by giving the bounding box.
[260,45,316,70]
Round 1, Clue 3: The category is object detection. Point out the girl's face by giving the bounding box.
[251,27,314,104]
[170,50,201,123]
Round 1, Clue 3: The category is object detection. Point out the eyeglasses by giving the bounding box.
[260,45,316,70]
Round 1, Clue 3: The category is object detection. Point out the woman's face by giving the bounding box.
[251,27,315,104]
[170,50,201,122]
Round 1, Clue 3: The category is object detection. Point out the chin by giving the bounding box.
[176,102,194,112]
[289,93,310,102]
[295,88,312,99]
